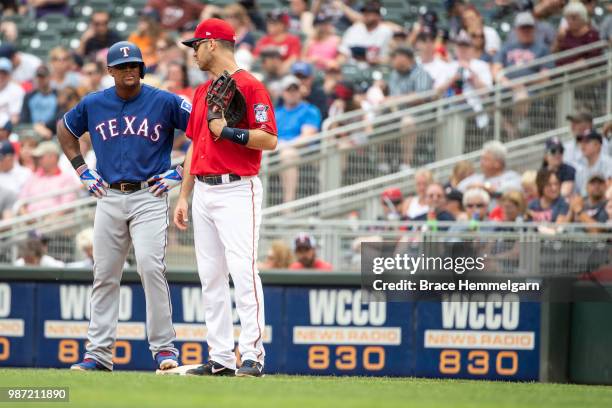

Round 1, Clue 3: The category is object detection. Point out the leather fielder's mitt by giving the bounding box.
[206,70,246,127]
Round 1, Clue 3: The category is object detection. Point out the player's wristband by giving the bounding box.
[220,127,249,146]
[70,155,86,171]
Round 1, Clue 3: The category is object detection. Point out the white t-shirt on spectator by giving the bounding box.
[421,58,455,90]
[447,59,493,128]
[14,255,65,267]
[457,170,522,194]
[12,53,42,83]
[340,22,393,61]
[574,153,612,196]
[0,81,25,124]
[484,26,502,55]
[563,138,610,168]
[0,164,32,194]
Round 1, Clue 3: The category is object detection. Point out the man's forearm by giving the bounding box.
[246,129,278,151]
[179,143,195,199]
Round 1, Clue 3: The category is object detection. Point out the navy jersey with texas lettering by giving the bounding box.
[63,84,191,184]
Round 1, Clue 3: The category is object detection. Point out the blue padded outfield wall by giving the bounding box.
[0,279,541,380]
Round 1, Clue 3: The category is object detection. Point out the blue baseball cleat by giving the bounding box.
[155,351,179,370]
[236,360,264,377]
[70,358,111,371]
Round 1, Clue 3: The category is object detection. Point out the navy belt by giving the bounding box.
[196,174,241,185]
[109,181,155,193]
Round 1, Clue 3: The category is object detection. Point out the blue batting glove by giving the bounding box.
[76,165,107,198]
[147,165,183,197]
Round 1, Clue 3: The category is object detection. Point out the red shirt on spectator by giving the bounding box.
[289,259,333,271]
[556,28,601,66]
[254,34,301,61]
[147,0,204,30]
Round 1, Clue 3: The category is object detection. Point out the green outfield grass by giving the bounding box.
[0,369,610,408]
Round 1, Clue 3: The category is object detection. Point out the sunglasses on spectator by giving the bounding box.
[51,56,70,62]
[470,33,484,39]
[93,19,109,26]
[427,193,443,198]
[466,203,486,209]
[547,148,563,155]
[83,70,98,76]
[285,85,300,92]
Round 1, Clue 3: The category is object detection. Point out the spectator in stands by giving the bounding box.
[563,174,608,225]
[601,5,612,41]
[468,27,492,63]
[458,141,521,199]
[500,190,526,222]
[388,47,434,98]
[239,0,266,32]
[0,43,41,85]
[276,75,322,203]
[0,58,24,126]
[303,15,341,71]
[440,31,492,128]
[415,31,455,93]
[78,61,110,96]
[258,240,293,270]
[563,111,610,166]
[310,0,361,33]
[0,140,30,194]
[460,5,501,57]
[20,65,57,140]
[0,185,16,220]
[223,3,256,70]
[462,187,490,222]
[606,184,612,223]
[540,136,576,197]
[78,11,122,59]
[147,0,204,30]
[527,168,569,222]
[521,170,538,203]
[378,188,406,221]
[260,49,286,106]
[444,187,466,221]
[446,160,474,190]
[128,9,164,73]
[289,234,333,271]
[48,47,81,91]
[67,228,95,269]
[163,62,194,102]
[493,12,553,82]
[43,86,80,136]
[574,130,612,196]
[17,136,38,172]
[254,10,301,74]
[401,168,432,220]
[553,1,601,66]
[339,1,393,65]
[18,141,79,214]
[412,182,455,222]
[327,80,361,127]
[288,0,313,37]
[14,233,64,267]
[291,61,329,120]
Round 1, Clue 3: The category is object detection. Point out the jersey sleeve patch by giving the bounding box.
[180,99,192,114]
[253,103,269,123]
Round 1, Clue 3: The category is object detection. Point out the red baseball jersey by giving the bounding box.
[186,70,277,176]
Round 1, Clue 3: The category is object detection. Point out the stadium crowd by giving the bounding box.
[0,0,611,270]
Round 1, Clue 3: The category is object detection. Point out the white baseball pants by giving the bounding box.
[192,176,265,369]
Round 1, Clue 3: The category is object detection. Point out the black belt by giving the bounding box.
[109,181,155,193]
[196,174,241,185]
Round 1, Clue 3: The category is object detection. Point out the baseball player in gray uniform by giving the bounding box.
[57,42,190,371]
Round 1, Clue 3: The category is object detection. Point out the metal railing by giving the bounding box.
[261,114,612,220]
[260,42,611,206]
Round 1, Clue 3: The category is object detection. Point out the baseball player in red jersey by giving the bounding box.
[174,19,277,377]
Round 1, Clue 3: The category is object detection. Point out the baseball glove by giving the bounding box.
[206,70,246,127]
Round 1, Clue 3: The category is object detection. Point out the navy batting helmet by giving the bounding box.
[107,41,145,78]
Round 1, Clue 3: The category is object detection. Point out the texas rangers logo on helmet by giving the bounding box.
[120,46,130,57]
[254,104,269,123]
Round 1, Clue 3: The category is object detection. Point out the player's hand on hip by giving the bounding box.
[76,165,108,198]
[173,197,189,230]
[147,165,184,197]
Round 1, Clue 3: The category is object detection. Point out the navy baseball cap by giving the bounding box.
[579,129,603,144]
[291,61,313,77]
[294,234,316,250]
[0,43,16,59]
[545,136,563,152]
[0,140,15,157]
